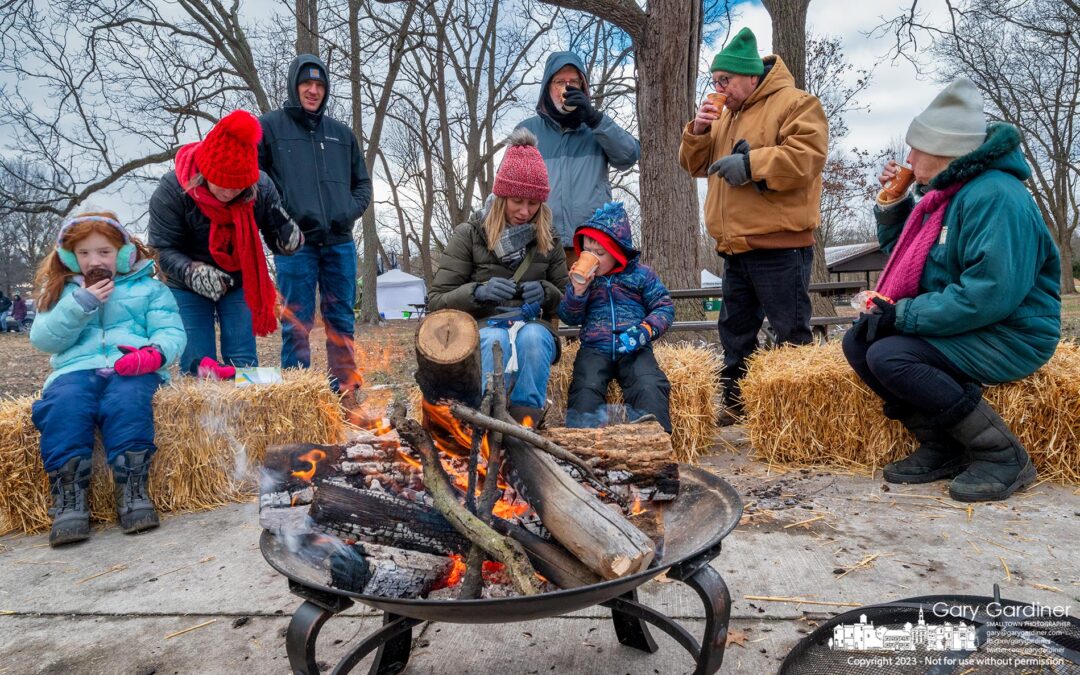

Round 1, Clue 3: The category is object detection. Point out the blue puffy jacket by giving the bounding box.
[515,52,641,243]
[557,209,673,356]
[30,260,187,389]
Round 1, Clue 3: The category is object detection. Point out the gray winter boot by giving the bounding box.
[111,449,160,533]
[882,406,968,484]
[47,455,92,547]
[945,400,1037,502]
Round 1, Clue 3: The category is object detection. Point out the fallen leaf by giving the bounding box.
[726,628,749,648]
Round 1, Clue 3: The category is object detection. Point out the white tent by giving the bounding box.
[375,269,427,320]
[700,269,723,289]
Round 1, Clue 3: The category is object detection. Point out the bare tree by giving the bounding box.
[295,0,320,55]
[879,0,1080,292]
[0,0,272,219]
[760,0,810,89]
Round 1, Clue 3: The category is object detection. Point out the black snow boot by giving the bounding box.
[882,405,968,484]
[945,399,1037,502]
[111,449,160,533]
[47,455,93,547]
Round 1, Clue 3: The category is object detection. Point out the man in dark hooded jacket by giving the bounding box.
[258,54,372,397]
[516,52,641,268]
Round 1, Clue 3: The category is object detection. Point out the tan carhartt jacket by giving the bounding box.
[679,55,828,255]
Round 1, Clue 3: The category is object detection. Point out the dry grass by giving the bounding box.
[0,369,345,535]
[740,341,1080,483]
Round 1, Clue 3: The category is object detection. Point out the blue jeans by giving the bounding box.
[275,241,358,392]
[842,331,973,415]
[718,247,813,405]
[479,323,556,408]
[32,370,162,472]
[171,286,257,375]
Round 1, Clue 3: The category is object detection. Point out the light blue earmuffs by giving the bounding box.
[56,215,138,275]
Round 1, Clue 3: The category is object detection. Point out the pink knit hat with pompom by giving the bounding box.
[492,128,550,202]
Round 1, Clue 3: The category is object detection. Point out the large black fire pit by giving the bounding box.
[261,464,742,675]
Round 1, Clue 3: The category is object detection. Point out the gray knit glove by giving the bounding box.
[474,277,517,304]
[184,262,233,302]
[707,153,751,186]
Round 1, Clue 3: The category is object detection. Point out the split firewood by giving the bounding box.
[327,541,454,599]
[505,435,656,580]
[448,403,600,483]
[541,424,680,500]
[390,403,542,596]
[309,481,471,556]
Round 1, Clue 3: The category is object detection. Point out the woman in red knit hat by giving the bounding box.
[148,110,304,378]
[427,128,569,422]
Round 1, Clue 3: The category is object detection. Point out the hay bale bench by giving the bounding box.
[0,370,345,535]
[548,342,722,463]
[739,341,1080,484]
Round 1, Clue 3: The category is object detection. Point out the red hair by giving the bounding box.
[33,211,157,311]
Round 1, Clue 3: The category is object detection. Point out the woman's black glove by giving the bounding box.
[474,277,517,304]
[852,297,898,343]
[562,88,604,128]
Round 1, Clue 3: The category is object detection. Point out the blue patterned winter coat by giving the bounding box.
[557,209,674,357]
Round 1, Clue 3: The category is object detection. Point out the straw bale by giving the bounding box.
[549,342,721,463]
[740,341,1080,484]
[0,369,345,535]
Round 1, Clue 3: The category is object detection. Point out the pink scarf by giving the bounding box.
[875,182,965,301]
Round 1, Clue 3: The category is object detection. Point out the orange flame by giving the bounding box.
[291,449,327,482]
[521,415,534,428]
[440,554,467,588]
[629,494,645,516]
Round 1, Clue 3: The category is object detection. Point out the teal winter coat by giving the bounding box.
[30,260,187,389]
[875,123,1060,384]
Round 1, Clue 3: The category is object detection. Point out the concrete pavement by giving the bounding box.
[2,431,1077,674]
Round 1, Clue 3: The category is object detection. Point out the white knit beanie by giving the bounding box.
[905,78,986,157]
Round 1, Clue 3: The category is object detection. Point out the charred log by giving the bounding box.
[328,541,453,598]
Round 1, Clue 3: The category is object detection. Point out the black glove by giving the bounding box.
[852,297,898,343]
[521,280,544,305]
[706,153,752,186]
[562,88,603,128]
[474,277,517,304]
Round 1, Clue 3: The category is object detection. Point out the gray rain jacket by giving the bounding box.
[515,52,641,243]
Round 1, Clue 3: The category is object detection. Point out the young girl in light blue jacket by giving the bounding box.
[30,211,186,547]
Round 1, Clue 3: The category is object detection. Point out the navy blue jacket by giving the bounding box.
[257,54,372,246]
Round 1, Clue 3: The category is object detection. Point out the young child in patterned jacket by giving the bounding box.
[557,202,675,432]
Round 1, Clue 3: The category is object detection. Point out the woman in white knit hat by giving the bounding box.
[842,77,1061,502]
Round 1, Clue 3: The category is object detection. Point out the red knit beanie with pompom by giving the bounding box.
[194,110,263,189]
[493,128,550,202]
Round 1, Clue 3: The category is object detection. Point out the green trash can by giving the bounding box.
[703,298,722,312]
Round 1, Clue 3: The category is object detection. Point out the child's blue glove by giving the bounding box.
[615,324,651,355]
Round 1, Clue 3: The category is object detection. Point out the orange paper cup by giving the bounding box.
[570,251,600,285]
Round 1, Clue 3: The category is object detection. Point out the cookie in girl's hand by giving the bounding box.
[84,267,114,286]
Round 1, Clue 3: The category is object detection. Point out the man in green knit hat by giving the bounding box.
[679,27,828,425]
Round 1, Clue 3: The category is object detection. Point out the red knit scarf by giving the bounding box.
[175,143,277,336]
[875,181,966,302]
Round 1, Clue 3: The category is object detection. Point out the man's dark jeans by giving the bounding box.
[275,241,359,392]
[718,246,813,405]
[842,330,973,415]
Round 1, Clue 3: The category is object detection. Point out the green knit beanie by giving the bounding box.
[710,27,765,76]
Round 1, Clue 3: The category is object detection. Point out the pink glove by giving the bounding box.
[114,345,164,377]
[197,357,236,380]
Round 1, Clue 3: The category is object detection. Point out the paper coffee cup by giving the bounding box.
[706,92,727,111]
[570,251,600,285]
[878,163,915,202]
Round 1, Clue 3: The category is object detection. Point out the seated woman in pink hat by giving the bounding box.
[427,128,569,422]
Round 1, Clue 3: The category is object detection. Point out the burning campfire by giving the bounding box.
[260,309,680,600]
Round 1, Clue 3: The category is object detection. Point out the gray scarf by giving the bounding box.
[493,222,536,269]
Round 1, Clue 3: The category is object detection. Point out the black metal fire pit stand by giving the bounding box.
[284,542,731,675]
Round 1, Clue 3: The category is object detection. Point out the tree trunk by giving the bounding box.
[635,0,703,295]
[295,0,319,57]
[761,0,811,90]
